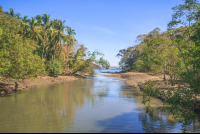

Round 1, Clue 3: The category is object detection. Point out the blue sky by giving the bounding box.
[1,0,184,66]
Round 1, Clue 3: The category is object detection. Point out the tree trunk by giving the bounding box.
[14,81,18,91]
[164,65,166,81]
[53,43,57,66]
[42,33,47,60]
[42,42,45,59]
[173,70,176,86]
[67,40,71,74]
[66,48,69,73]
[44,43,49,60]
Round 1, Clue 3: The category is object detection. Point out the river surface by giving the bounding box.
[0,69,199,133]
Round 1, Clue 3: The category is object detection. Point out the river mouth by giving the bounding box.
[0,70,199,133]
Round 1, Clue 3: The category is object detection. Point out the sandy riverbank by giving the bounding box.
[0,73,90,97]
[104,72,200,110]
[104,72,169,89]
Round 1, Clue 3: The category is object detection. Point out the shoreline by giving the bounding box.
[103,72,200,111]
[103,72,167,90]
[0,73,90,97]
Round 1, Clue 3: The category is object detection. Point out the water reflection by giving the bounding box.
[0,71,199,132]
[0,79,97,133]
[138,112,179,133]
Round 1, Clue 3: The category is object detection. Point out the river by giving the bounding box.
[0,69,199,132]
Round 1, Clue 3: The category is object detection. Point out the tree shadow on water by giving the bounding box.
[96,111,144,133]
[96,110,181,133]
[138,112,179,133]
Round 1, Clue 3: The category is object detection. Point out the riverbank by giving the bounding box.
[104,72,200,111]
[104,72,168,89]
[0,73,90,97]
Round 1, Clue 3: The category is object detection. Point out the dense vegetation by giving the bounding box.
[0,5,110,80]
[117,0,200,131]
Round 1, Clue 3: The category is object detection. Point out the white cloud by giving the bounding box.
[78,24,115,35]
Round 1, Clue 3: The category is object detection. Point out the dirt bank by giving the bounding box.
[104,72,169,89]
[104,72,200,111]
[0,73,89,97]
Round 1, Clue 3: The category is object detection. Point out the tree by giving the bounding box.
[0,6,45,80]
[20,15,29,37]
[41,14,51,60]
[97,57,110,69]
[116,46,139,70]
[65,27,76,73]
[51,19,66,66]
[5,8,21,19]
[27,17,42,40]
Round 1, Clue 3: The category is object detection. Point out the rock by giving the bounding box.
[6,89,12,94]
[0,90,6,96]
[52,80,54,82]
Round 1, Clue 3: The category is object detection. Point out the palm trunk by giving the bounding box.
[53,43,57,66]
[44,45,49,60]
[22,28,26,38]
[42,33,47,59]
[66,49,69,74]
[67,36,71,73]
[42,42,45,59]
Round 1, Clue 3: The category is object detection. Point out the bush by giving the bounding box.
[132,60,144,71]
[46,60,63,75]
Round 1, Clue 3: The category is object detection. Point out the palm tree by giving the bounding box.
[28,17,42,40]
[71,45,87,73]
[5,8,21,19]
[41,14,50,59]
[20,15,29,37]
[36,15,42,26]
[51,19,66,65]
[66,27,76,73]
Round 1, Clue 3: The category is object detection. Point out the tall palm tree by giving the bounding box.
[20,15,29,37]
[36,15,42,26]
[66,26,76,37]
[5,8,21,19]
[51,19,66,65]
[28,17,42,40]
[62,35,70,73]
[66,27,76,72]
[41,14,50,59]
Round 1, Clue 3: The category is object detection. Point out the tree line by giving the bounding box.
[117,0,200,131]
[117,0,200,88]
[0,5,110,80]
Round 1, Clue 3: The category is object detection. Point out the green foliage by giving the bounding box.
[142,80,161,114]
[0,37,46,79]
[116,1,200,130]
[0,5,110,78]
[97,57,110,69]
[132,60,144,71]
[116,46,138,69]
[0,6,46,80]
[46,60,63,75]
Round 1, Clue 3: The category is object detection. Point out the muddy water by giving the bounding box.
[0,71,199,132]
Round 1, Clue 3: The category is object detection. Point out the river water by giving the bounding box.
[0,69,199,132]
